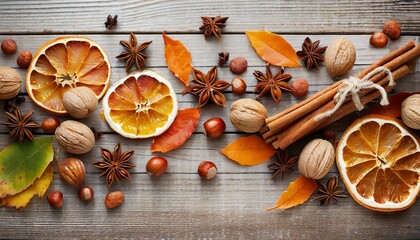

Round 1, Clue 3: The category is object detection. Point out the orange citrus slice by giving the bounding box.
[102,70,178,139]
[337,115,419,212]
[26,36,110,115]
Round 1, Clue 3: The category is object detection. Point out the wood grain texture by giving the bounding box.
[1,1,420,239]
[0,0,419,34]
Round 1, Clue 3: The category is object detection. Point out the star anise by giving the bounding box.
[314,176,347,205]
[253,64,292,103]
[104,15,118,29]
[1,104,40,143]
[267,150,298,180]
[297,37,327,70]
[218,52,229,66]
[116,32,152,73]
[199,16,229,39]
[93,143,136,187]
[186,66,231,107]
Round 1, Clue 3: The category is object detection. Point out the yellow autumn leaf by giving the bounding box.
[220,135,276,166]
[245,30,300,67]
[267,175,318,210]
[0,165,53,209]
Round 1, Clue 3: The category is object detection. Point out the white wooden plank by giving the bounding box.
[0,0,419,34]
[0,174,418,239]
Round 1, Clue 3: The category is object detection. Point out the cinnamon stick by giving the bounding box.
[261,41,418,141]
[271,63,415,150]
[261,40,416,138]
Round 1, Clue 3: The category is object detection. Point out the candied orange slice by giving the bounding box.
[102,70,178,138]
[337,115,419,212]
[26,37,110,115]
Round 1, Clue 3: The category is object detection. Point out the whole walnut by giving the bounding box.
[298,139,335,180]
[63,87,98,118]
[324,38,356,78]
[229,98,267,133]
[0,67,22,99]
[55,120,95,154]
[401,94,420,130]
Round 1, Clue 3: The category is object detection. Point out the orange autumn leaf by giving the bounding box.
[220,135,276,166]
[267,175,318,210]
[245,30,300,67]
[151,108,200,153]
[162,32,193,87]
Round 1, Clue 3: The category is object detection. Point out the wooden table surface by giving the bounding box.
[1,1,419,239]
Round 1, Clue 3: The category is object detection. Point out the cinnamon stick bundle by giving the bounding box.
[261,41,420,150]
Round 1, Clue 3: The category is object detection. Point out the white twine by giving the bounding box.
[314,66,395,122]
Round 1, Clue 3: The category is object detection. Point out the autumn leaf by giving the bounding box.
[0,137,54,198]
[267,175,318,210]
[151,108,200,153]
[162,32,193,88]
[366,92,419,118]
[221,135,276,166]
[245,30,300,67]
[0,165,53,209]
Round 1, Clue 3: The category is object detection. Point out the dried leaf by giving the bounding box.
[267,175,318,210]
[151,108,200,153]
[221,135,276,166]
[0,165,53,209]
[0,137,54,198]
[245,30,300,67]
[162,32,193,87]
[366,92,419,118]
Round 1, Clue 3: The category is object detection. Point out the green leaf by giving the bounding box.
[0,137,54,198]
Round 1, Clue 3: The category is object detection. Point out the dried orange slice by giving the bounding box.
[337,115,419,212]
[26,37,110,115]
[102,70,178,139]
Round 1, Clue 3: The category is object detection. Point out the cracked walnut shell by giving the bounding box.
[55,120,95,154]
[325,38,356,78]
[229,98,267,133]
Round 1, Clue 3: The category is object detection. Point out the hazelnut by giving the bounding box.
[146,156,168,177]
[198,161,217,180]
[370,32,388,48]
[231,77,247,95]
[203,117,226,139]
[105,191,124,209]
[17,50,32,68]
[41,118,60,133]
[55,120,95,154]
[63,87,98,118]
[325,38,356,78]
[78,186,94,202]
[1,38,17,55]
[401,94,420,130]
[0,67,22,100]
[47,191,63,209]
[298,139,335,180]
[58,157,86,187]
[291,78,309,98]
[383,20,401,40]
[230,98,267,133]
[229,57,248,74]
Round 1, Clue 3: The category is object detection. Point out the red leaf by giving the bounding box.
[151,108,200,153]
[366,92,419,118]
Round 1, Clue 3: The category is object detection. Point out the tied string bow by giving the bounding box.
[314,66,395,122]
